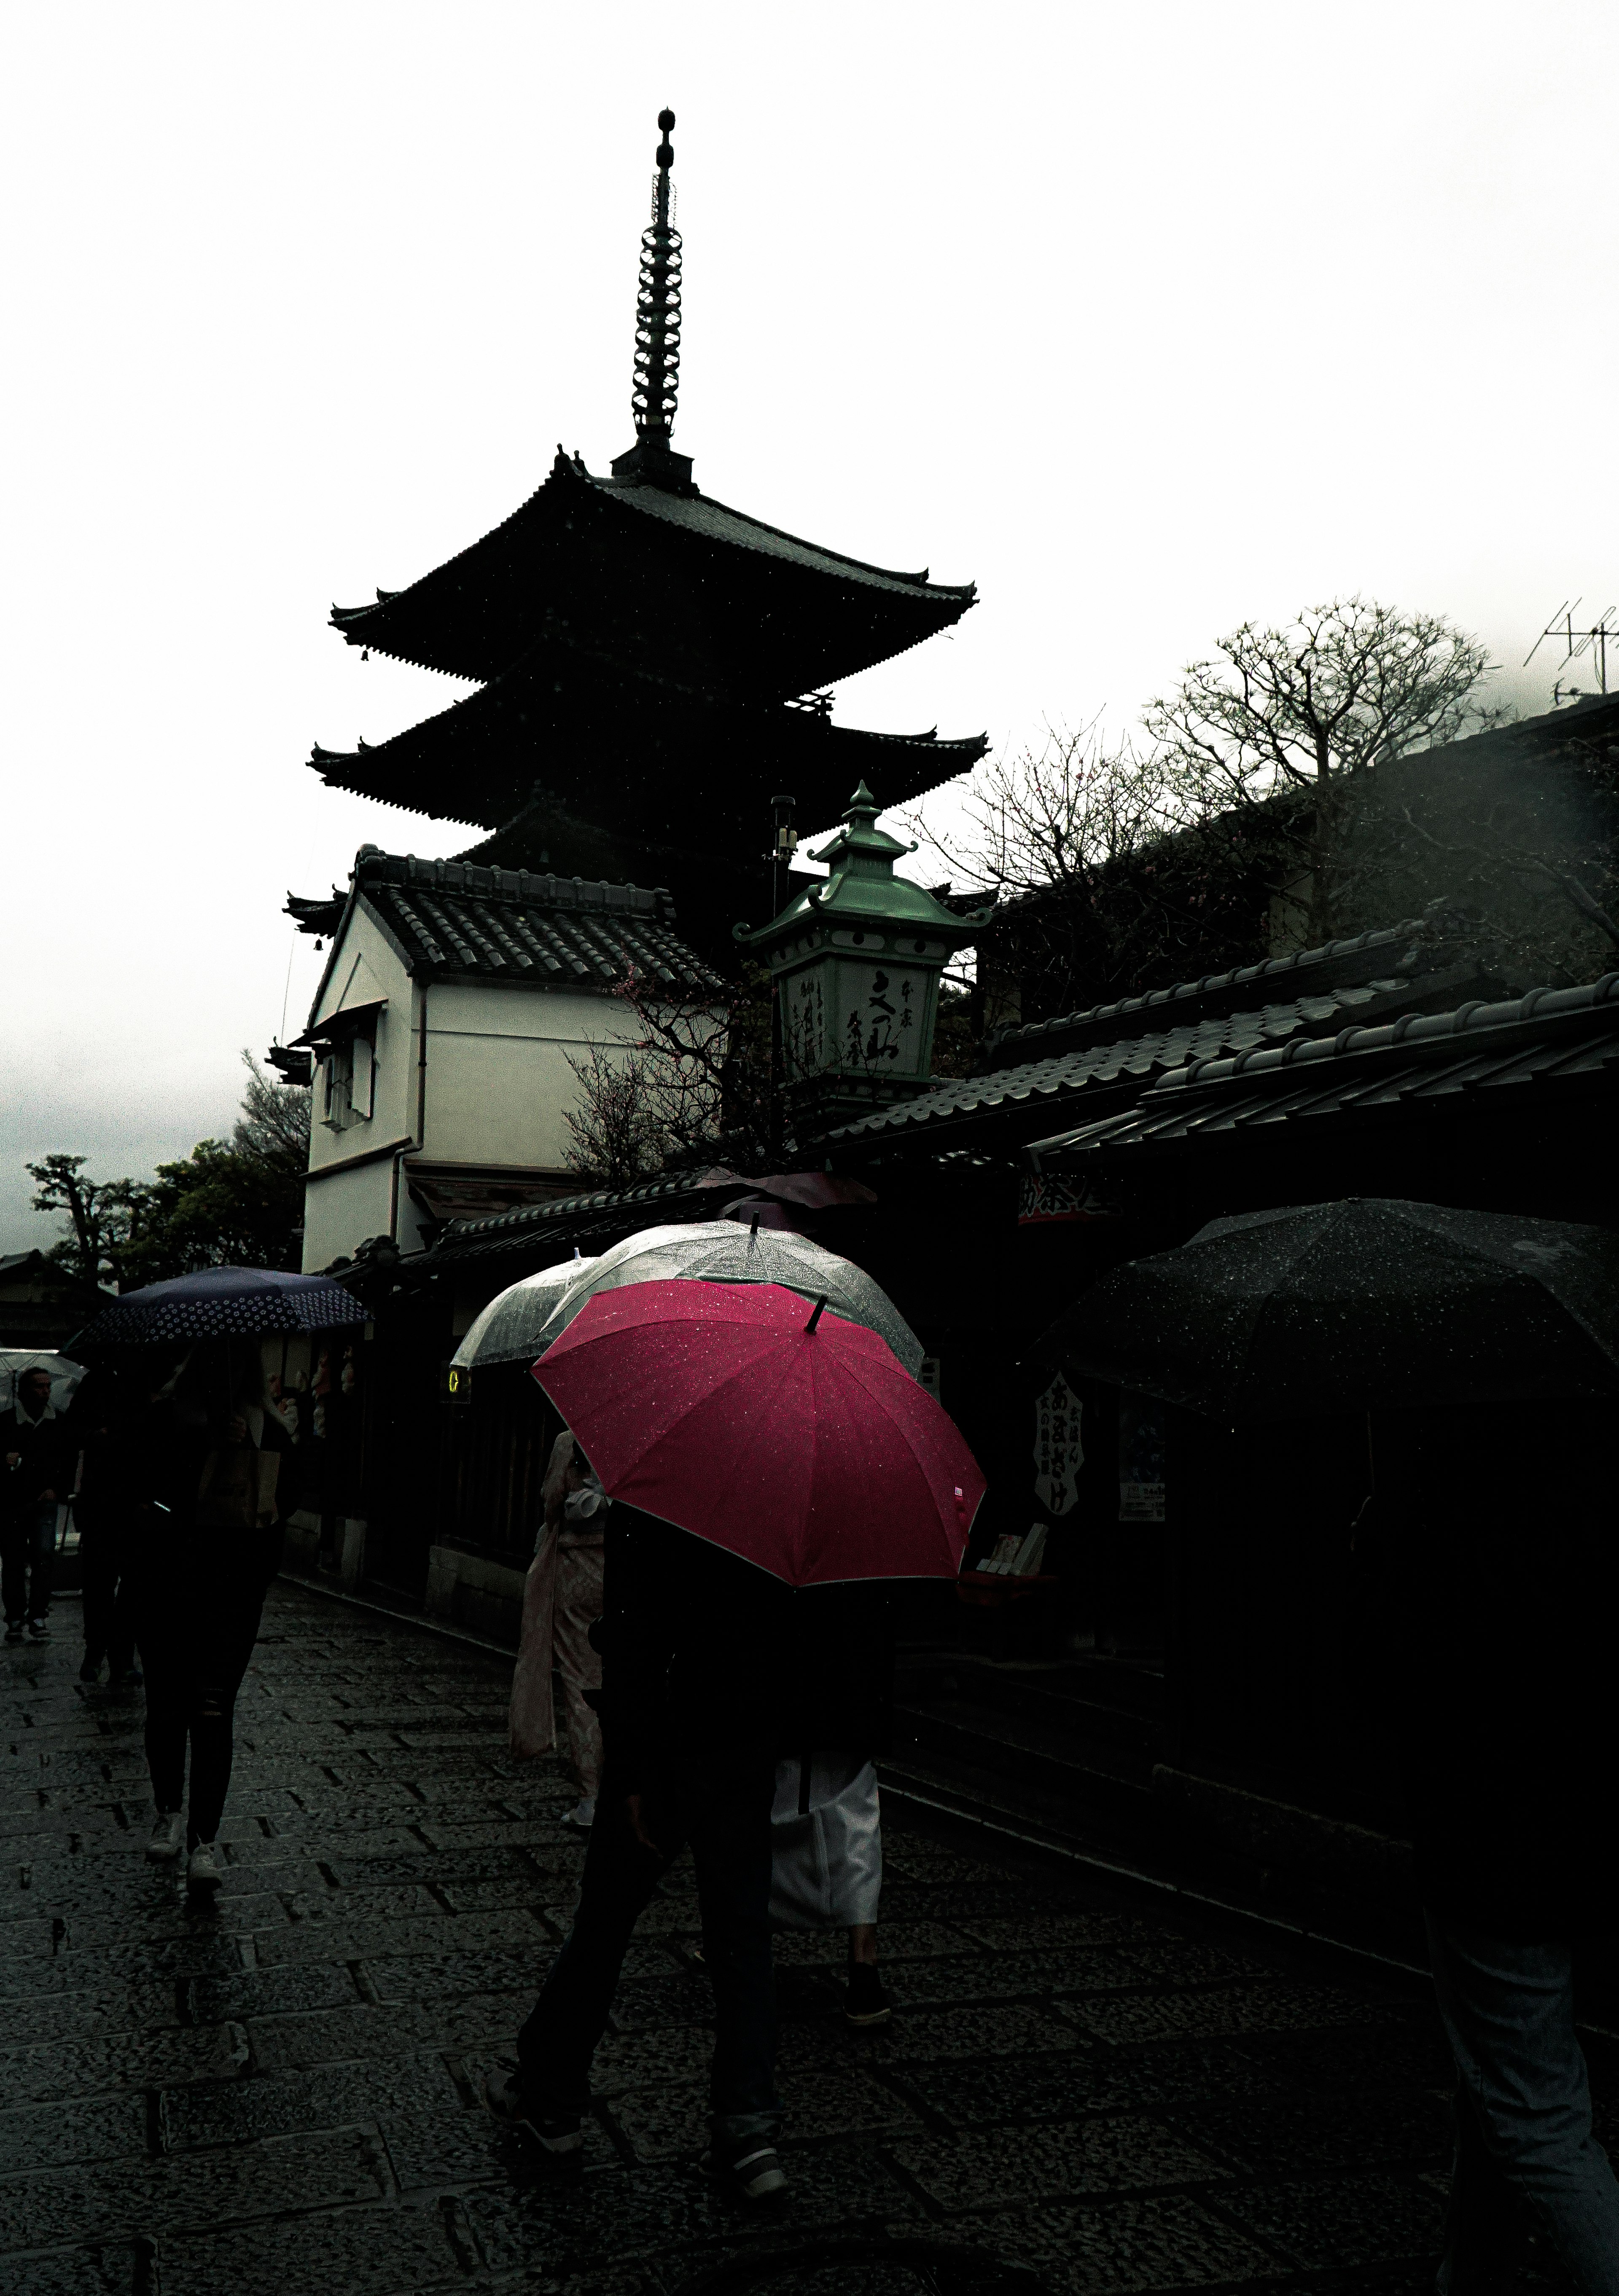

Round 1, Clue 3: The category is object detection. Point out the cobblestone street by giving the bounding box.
[0,1582,1592,2295]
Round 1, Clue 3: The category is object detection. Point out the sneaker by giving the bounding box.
[186,1842,223,1892]
[844,1963,892,2028]
[702,2138,788,2204]
[560,1798,596,1833]
[483,2060,584,2154]
[3,1622,21,1644]
[27,1619,48,1643]
[78,1655,103,1684]
[147,1811,185,1862]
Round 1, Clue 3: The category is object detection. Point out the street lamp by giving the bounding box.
[737,781,995,1133]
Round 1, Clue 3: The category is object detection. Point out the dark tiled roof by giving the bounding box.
[308,626,987,838]
[823,973,1470,1148]
[331,453,973,650]
[351,852,721,994]
[570,467,976,602]
[385,1169,756,1278]
[327,452,976,696]
[1026,975,1619,1162]
[982,921,1433,1068]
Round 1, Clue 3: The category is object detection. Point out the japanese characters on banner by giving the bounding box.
[1033,1372,1085,1517]
[1017,1173,1111,1225]
[1118,1393,1167,1523]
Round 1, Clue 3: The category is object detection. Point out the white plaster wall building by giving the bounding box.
[291,847,719,1272]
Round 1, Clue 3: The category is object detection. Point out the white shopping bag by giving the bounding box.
[769,1753,883,1929]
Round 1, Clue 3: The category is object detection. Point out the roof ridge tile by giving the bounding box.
[984,917,1428,1063]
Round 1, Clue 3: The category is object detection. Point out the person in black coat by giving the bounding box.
[67,1365,145,1685]
[1,1367,76,1641]
[1376,1401,1619,2296]
[487,1502,896,2205]
[126,1344,293,1893]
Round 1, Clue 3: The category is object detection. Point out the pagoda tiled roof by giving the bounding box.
[568,467,971,599]
[309,623,987,841]
[318,851,722,999]
[328,451,976,696]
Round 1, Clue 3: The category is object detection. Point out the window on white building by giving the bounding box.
[351,1031,374,1120]
[320,1021,376,1130]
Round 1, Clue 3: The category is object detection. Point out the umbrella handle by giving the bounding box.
[804,1295,827,1334]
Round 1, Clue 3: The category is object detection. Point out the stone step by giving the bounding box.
[888,1694,1160,1853]
[897,1660,1162,1758]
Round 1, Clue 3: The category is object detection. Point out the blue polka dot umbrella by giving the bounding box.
[69,1265,364,1348]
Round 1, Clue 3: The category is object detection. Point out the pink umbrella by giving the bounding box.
[532,1279,984,1587]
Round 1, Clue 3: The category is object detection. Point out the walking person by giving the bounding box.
[69,1366,143,1686]
[1,1365,75,1643]
[769,1584,898,2029]
[771,1753,890,2025]
[508,1429,605,1832]
[489,1503,817,2202]
[1377,1402,1619,2296]
[487,1272,983,2206]
[131,1344,293,1893]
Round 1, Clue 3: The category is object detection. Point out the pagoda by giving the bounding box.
[304,110,985,946]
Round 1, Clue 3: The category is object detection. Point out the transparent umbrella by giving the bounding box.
[452,1253,600,1372]
[0,1351,86,1413]
[530,1220,925,1377]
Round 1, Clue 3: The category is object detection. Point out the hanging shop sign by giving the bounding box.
[1118,1393,1166,1522]
[1033,1372,1084,1517]
[1017,1173,1111,1226]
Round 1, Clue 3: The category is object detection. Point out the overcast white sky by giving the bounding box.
[4,2,1617,1255]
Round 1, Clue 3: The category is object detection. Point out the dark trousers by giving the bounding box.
[517,1749,779,2147]
[138,1593,267,1849]
[79,1517,137,1671]
[1428,1915,1619,2294]
[2,1501,56,1623]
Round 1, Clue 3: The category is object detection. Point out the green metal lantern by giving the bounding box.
[737,782,995,1127]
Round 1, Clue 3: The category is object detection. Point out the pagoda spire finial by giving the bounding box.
[632,108,682,449]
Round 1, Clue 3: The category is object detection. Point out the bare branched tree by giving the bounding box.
[561,964,775,1188]
[907,720,1188,902]
[1143,598,1509,941]
[561,1041,666,1190]
[906,724,1269,1022]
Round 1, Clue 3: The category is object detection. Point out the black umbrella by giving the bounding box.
[70,1265,363,1349]
[1049,1198,1619,1422]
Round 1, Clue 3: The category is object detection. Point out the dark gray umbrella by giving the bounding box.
[70,1265,363,1348]
[1049,1198,1619,1421]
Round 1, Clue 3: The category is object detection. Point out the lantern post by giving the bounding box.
[736,781,995,1139]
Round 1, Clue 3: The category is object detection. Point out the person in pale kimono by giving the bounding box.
[508,1429,606,1830]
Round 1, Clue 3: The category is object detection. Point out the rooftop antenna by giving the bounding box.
[1525,599,1619,698]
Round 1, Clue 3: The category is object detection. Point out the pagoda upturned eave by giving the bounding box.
[307,639,988,843]
[328,451,976,695]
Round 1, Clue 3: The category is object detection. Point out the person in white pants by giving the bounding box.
[770,1750,889,2026]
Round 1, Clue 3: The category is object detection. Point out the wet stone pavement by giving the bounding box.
[0,1583,1595,2295]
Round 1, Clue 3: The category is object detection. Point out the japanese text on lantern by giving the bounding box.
[845,968,923,1071]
